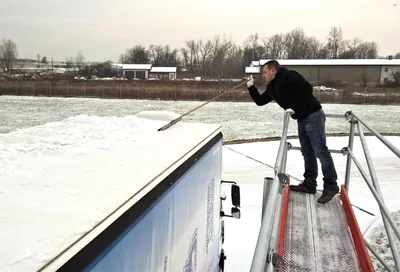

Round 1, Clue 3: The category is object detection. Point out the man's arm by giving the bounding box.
[248,85,273,106]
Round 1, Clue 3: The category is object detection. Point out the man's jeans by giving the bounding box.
[297,109,339,191]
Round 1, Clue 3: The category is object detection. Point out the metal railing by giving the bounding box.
[345,111,400,272]
[249,109,293,272]
[250,109,400,272]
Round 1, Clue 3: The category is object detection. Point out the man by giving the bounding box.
[246,60,339,203]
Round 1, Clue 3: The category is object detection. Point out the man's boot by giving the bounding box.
[289,180,316,194]
[317,188,339,204]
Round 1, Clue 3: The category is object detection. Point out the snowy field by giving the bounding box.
[1,95,400,141]
[1,95,400,271]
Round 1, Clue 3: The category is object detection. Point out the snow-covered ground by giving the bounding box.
[1,95,400,141]
[1,95,399,271]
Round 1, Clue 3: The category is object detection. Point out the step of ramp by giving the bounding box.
[283,191,361,272]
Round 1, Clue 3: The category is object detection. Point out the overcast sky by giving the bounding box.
[0,0,398,62]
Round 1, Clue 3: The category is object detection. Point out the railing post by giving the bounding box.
[250,109,294,272]
[344,111,356,192]
[262,177,273,222]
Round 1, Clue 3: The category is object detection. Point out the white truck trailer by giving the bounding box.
[0,111,240,272]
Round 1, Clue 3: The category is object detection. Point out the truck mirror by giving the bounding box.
[231,207,241,219]
[231,184,240,207]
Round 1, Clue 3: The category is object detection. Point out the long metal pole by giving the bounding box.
[347,149,400,241]
[344,118,356,192]
[357,122,400,271]
[350,112,400,158]
[157,80,247,131]
[364,238,394,272]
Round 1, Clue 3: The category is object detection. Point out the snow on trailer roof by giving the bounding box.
[259,59,400,66]
[150,67,177,73]
[0,112,221,272]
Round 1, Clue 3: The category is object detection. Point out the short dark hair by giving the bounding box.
[265,60,280,70]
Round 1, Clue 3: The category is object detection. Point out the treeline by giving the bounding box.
[119,26,400,78]
[2,26,400,79]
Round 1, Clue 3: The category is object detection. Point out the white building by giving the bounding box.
[121,64,152,80]
[121,64,177,80]
[245,59,400,84]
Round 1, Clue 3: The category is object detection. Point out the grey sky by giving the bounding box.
[0,0,398,62]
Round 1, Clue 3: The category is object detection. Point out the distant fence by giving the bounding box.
[1,80,400,105]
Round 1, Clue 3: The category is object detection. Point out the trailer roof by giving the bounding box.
[0,112,221,272]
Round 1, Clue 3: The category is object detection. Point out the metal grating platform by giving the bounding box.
[283,191,361,272]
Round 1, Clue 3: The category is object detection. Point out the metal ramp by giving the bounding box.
[248,109,400,272]
[284,191,360,272]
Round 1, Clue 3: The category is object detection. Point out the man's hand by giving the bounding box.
[246,75,254,88]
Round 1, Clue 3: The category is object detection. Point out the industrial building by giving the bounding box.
[121,64,177,80]
[245,59,400,85]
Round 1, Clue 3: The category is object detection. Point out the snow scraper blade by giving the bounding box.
[157,117,183,131]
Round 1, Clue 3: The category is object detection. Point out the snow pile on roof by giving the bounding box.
[365,210,400,272]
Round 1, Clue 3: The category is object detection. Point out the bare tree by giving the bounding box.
[199,39,212,74]
[0,38,18,73]
[65,56,75,75]
[185,40,201,72]
[356,42,379,59]
[36,54,41,68]
[395,52,400,59]
[244,33,265,60]
[75,51,85,72]
[211,34,234,78]
[327,26,344,59]
[283,28,313,59]
[148,44,181,67]
[120,45,150,64]
[262,34,285,59]
[339,38,362,58]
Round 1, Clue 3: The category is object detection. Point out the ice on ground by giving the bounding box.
[0,113,220,272]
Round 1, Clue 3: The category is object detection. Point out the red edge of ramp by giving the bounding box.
[340,184,375,272]
[278,184,290,272]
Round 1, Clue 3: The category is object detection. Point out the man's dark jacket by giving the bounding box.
[248,67,322,120]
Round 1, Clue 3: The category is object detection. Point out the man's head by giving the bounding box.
[263,60,280,83]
